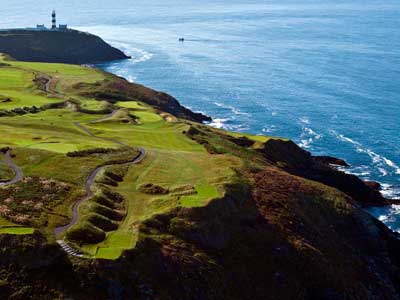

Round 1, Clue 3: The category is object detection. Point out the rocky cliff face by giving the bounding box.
[0,30,129,64]
[74,76,212,123]
[261,139,396,206]
[2,170,400,300]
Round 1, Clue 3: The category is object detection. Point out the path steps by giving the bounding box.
[57,240,84,257]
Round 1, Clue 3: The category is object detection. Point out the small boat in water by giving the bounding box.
[179,38,185,42]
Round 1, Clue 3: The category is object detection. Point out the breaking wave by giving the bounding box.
[380,183,400,199]
[208,118,230,129]
[214,102,251,117]
[298,117,322,149]
[331,130,400,177]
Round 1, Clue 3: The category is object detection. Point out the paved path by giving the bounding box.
[74,121,127,147]
[54,121,146,258]
[53,147,145,239]
[88,109,121,124]
[0,150,23,187]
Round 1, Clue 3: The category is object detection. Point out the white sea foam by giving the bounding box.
[299,116,310,124]
[262,125,276,133]
[331,130,400,177]
[75,25,153,64]
[299,138,313,149]
[208,118,229,129]
[129,47,154,64]
[214,102,251,117]
[111,41,153,65]
[331,130,400,203]
[125,75,136,83]
[383,157,400,175]
[298,126,322,149]
[230,123,250,131]
[380,183,400,199]
[378,167,388,177]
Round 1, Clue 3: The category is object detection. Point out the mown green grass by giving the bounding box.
[87,114,202,152]
[0,55,255,258]
[0,90,61,110]
[0,227,34,235]
[9,60,106,94]
[79,99,110,111]
[180,184,220,207]
[10,61,103,81]
[0,66,61,110]
[81,147,241,257]
[0,67,34,90]
[116,101,145,110]
[94,232,135,259]
[0,109,117,153]
[0,217,34,235]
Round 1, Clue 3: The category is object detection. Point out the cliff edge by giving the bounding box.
[0,29,129,64]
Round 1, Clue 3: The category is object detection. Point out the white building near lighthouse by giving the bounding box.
[34,11,67,31]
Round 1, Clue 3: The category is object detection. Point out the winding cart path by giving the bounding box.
[0,150,23,187]
[53,121,146,257]
[53,147,145,239]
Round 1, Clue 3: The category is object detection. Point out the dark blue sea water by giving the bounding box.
[1,0,399,229]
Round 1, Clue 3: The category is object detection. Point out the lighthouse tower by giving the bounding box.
[52,10,56,29]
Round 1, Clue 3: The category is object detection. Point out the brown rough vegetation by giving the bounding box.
[139,183,169,195]
[261,139,395,206]
[0,176,71,226]
[2,158,400,299]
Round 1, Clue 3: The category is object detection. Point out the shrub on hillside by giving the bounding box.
[139,183,169,195]
[100,187,125,203]
[65,221,105,244]
[86,213,118,232]
[92,193,116,209]
[95,174,118,187]
[66,147,117,157]
[90,203,123,221]
[104,170,124,182]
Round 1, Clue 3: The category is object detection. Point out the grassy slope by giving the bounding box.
[0,157,14,181]
[0,65,61,109]
[0,54,256,259]
[1,56,399,300]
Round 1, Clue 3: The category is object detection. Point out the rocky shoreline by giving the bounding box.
[261,139,399,207]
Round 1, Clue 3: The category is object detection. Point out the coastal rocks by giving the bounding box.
[364,180,381,191]
[314,155,349,167]
[261,139,392,206]
[223,135,255,148]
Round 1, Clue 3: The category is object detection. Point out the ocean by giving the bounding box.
[1,0,399,230]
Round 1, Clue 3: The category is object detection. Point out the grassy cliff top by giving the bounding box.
[0,29,129,64]
[1,54,400,300]
[0,54,277,259]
